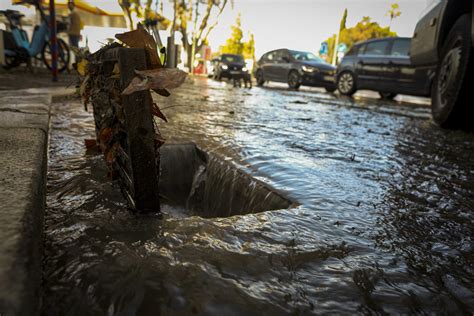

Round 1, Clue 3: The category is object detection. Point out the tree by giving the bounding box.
[332,8,348,65]
[340,8,348,32]
[220,14,256,67]
[325,16,397,63]
[243,33,255,61]
[118,0,169,30]
[387,3,401,25]
[220,14,244,55]
[172,0,232,68]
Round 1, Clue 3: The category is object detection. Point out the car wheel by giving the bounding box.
[431,14,472,128]
[337,71,357,96]
[288,70,301,90]
[379,92,397,100]
[256,70,265,86]
[325,85,336,93]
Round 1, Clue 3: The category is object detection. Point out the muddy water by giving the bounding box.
[43,78,474,315]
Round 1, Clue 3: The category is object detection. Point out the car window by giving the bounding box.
[221,54,244,63]
[363,40,389,56]
[390,39,411,57]
[289,50,326,63]
[275,50,290,62]
[345,46,358,57]
[265,52,274,62]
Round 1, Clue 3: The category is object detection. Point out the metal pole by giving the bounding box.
[49,0,58,81]
[0,30,5,66]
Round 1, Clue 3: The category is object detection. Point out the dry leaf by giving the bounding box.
[84,138,97,149]
[154,133,166,148]
[122,68,187,95]
[151,103,168,122]
[153,88,170,97]
[115,24,162,69]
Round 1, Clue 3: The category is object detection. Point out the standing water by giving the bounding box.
[43,78,474,314]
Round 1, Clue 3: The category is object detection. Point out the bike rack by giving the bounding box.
[90,46,160,213]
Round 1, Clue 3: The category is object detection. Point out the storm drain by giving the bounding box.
[159,143,295,218]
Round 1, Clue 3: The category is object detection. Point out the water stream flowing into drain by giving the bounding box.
[43,79,474,315]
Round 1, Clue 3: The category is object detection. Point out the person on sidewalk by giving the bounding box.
[67,1,82,49]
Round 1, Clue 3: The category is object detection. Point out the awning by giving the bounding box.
[11,0,171,29]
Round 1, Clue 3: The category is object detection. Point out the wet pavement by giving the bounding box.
[43,77,474,315]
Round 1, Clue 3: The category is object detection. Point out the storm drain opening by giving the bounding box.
[159,143,296,218]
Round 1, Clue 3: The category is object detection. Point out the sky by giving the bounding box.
[0,0,429,57]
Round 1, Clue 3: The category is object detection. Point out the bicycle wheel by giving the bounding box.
[42,39,70,72]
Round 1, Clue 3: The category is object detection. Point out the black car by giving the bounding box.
[254,49,337,91]
[212,54,250,81]
[411,0,472,128]
[336,37,433,99]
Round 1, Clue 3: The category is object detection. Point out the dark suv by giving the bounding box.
[212,54,249,81]
[336,37,433,99]
[410,0,472,128]
[254,49,337,91]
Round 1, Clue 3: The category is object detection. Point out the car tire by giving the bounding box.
[379,92,397,100]
[325,85,336,93]
[431,14,472,128]
[256,70,265,86]
[337,71,357,96]
[288,70,301,90]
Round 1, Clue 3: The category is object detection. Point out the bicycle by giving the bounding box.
[0,0,70,72]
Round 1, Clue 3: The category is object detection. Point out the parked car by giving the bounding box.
[254,49,337,91]
[212,54,250,81]
[410,0,472,128]
[336,37,434,99]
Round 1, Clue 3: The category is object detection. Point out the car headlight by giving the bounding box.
[221,64,228,70]
[242,67,248,72]
[302,65,318,73]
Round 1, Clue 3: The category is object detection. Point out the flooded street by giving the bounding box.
[43,78,474,315]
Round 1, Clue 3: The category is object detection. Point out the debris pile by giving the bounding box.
[77,24,186,212]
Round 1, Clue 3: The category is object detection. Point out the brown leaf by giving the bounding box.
[151,103,168,122]
[84,138,97,149]
[154,133,166,148]
[98,127,113,152]
[153,88,170,97]
[122,68,187,95]
[115,24,162,69]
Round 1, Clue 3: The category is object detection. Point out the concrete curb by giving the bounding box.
[0,89,55,316]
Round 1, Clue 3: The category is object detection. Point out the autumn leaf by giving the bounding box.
[84,138,97,149]
[122,68,187,95]
[115,24,162,69]
[153,88,171,97]
[98,127,113,152]
[154,133,166,148]
[151,103,168,122]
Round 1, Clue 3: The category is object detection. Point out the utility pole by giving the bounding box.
[167,0,177,68]
[49,0,58,81]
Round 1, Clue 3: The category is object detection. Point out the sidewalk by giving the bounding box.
[0,68,75,315]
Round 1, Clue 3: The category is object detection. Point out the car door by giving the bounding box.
[388,38,433,96]
[273,49,292,82]
[356,39,391,89]
[261,51,276,80]
[410,0,445,66]
[386,38,414,92]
